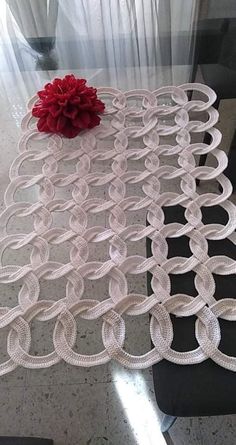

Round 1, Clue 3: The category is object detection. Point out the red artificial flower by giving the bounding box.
[32,74,105,138]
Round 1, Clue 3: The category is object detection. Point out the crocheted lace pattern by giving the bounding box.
[0,83,235,375]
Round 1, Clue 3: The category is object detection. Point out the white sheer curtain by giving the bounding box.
[0,0,198,99]
[56,0,198,85]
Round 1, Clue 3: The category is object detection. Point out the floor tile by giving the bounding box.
[0,386,24,436]
[106,369,166,445]
[170,415,236,445]
[26,362,112,387]
[20,383,109,445]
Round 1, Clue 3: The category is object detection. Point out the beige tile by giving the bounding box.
[20,383,109,445]
[106,371,166,445]
[0,386,24,436]
[170,415,236,445]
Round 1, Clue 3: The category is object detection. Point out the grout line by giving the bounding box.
[9,376,153,389]
[18,381,27,436]
[105,377,111,442]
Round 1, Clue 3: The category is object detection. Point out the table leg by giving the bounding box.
[161,414,177,433]
[163,431,175,445]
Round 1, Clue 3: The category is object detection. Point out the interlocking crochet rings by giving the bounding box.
[0,83,235,375]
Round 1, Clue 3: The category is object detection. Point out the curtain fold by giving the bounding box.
[0,0,198,88]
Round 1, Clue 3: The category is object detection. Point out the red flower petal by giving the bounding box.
[32,105,48,118]
[47,114,58,132]
[73,111,91,129]
[33,74,105,138]
[48,104,62,117]
[63,105,78,119]
[64,74,75,82]
[78,98,92,110]
[76,78,86,87]
[88,114,100,128]
[37,90,47,100]
[93,100,105,113]
[56,115,67,132]
[58,99,68,107]
[70,96,81,105]
[37,117,49,132]
[61,124,80,138]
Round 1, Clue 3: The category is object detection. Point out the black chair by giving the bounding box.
[147,205,236,442]
[148,17,236,435]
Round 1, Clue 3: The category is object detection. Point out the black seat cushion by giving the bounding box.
[147,205,236,416]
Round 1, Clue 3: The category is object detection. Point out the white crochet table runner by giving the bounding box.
[0,82,235,376]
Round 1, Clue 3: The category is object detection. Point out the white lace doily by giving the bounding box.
[0,82,235,375]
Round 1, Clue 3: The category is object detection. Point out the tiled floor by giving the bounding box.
[0,70,236,444]
[2,365,236,444]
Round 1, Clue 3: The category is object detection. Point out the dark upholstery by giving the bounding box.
[147,205,236,416]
